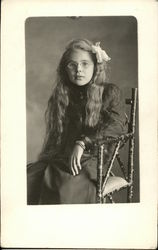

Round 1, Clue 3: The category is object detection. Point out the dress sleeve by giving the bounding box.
[79,84,128,150]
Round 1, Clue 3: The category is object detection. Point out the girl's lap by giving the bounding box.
[39,157,97,204]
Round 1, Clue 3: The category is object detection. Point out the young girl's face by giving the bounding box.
[66,49,95,86]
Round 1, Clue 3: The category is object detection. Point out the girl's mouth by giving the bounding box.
[76,75,84,80]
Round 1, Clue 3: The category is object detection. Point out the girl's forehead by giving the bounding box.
[68,48,93,62]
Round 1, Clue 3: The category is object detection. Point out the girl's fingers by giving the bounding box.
[70,157,76,176]
[71,166,76,176]
[77,157,82,170]
[70,157,79,176]
[73,158,79,175]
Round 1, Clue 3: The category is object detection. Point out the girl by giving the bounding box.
[27,38,127,204]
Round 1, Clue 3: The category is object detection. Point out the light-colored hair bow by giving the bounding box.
[91,42,111,63]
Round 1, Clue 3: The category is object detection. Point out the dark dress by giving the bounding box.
[27,83,128,205]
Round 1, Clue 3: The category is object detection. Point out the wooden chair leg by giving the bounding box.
[96,145,104,203]
[108,194,115,203]
[103,197,106,203]
[127,88,137,202]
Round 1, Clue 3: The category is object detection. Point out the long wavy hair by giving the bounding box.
[39,39,111,161]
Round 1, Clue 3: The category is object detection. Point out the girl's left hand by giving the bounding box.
[70,144,84,176]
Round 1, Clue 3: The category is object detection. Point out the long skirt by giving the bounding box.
[27,153,107,205]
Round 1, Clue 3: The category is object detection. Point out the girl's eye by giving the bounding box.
[70,63,76,67]
[82,62,89,67]
[67,62,76,69]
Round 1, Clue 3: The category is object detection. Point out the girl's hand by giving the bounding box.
[70,144,84,176]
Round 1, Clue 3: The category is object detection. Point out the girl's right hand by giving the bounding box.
[70,144,84,176]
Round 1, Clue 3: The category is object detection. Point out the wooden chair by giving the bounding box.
[96,88,138,203]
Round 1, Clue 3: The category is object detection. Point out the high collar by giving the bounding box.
[68,81,90,92]
[68,81,90,103]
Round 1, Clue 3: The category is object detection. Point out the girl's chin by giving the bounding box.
[72,80,89,86]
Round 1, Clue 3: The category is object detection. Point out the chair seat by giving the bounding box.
[102,176,129,196]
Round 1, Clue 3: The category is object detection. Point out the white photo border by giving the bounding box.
[1,0,157,248]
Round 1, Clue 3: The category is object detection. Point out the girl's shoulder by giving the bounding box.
[102,82,121,108]
[103,82,121,95]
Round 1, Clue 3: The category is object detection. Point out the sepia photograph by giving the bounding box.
[26,16,139,205]
[1,0,157,248]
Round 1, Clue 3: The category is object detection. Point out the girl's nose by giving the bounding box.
[77,63,82,72]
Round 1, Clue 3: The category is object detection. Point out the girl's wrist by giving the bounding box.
[75,140,86,150]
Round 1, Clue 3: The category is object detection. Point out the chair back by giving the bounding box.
[96,88,138,203]
[126,88,138,202]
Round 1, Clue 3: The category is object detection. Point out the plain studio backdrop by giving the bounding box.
[25,16,139,202]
